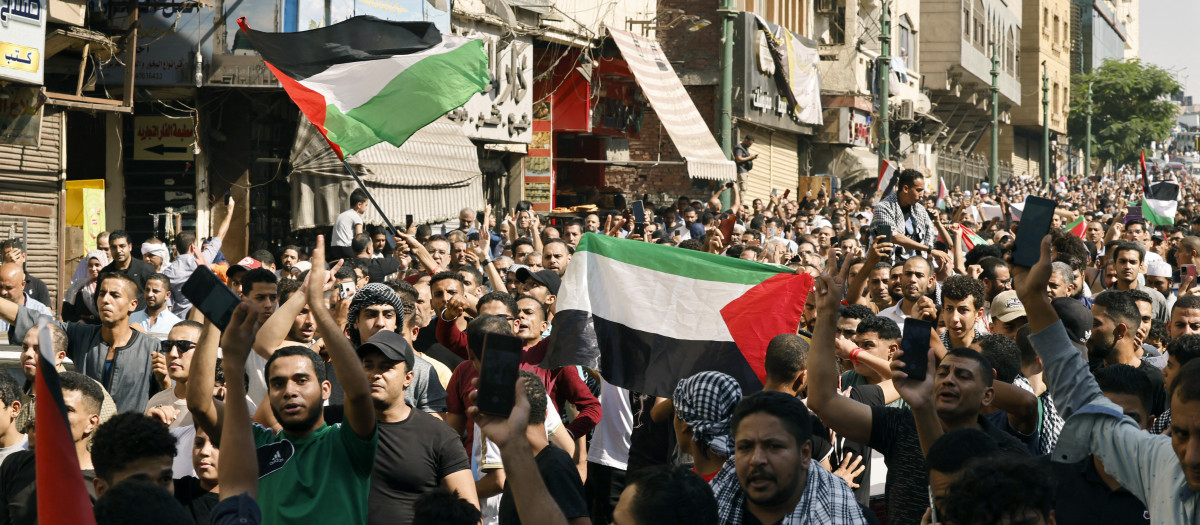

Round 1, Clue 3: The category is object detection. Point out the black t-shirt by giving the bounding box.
[369,407,471,525]
[365,257,401,283]
[626,392,676,474]
[1140,362,1167,418]
[498,445,588,525]
[423,342,464,371]
[1050,456,1149,525]
[174,476,220,525]
[23,274,49,307]
[0,451,97,525]
[869,407,1027,525]
[830,383,886,507]
[733,144,752,173]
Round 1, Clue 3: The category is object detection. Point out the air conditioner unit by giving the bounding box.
[818,0,837,13]
[896,99,915,121]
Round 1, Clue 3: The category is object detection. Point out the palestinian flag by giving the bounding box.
[1063,216,1087,239]
[35,322,97,525]
[1139,150,1178,225]
[878,159,898,196]
[546,233,814,397]
[236,16,489,159]
[960,224,989,252]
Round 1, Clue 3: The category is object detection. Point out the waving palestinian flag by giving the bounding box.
[1063,216,1087,239]
[1140,150,1178,226]
[236,16,489,158]
[546,234,814,397]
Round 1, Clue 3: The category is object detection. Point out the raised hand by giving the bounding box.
[832,452,866,489]
[468,376,532,449]
[151,352,170,390]
[890,346,937,409]
[220,302,263,368]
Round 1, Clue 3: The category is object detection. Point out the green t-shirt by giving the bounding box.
[253,421,378,525]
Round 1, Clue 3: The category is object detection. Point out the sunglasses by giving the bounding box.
[159,340,196,354]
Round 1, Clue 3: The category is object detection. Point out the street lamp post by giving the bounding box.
[990,43,999,188]
[1042,62,1050,186]
[878,1,891,177]
[1085,82,1092,178]
[718,0,735,159]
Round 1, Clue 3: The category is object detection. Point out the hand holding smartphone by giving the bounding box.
[1012,196,1057,268]
[181,266,242,331]
[475,333,524,416]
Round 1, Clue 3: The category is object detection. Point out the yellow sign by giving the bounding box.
[0,43,38,73]
[133,116,195,161]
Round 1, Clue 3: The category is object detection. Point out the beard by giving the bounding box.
[1089,335,1117,361]
[273,402,324,434]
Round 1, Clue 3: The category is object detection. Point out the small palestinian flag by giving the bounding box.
[35,322,97,525]
[960,224,989,252]
[236,16,489,159]
[546,234,814,397]
[1063,216,1087,239]
[878,159,898,196]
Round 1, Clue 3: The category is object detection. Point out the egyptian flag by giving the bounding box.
[546,234,814,396]
[35,322,97,525]
[878,159,898,196]
[1063,216,1087,239]
[236,16,489,159]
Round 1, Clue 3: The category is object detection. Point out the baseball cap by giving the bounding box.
[355,330,414,370]
[989,290,1026,323]
[1146,260,1172,278]
[231,256,262,272]
[292,261,312,274]
[516,267,561,295]
[1051,297,1092,347]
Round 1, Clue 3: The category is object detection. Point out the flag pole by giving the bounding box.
[340,156,402,250]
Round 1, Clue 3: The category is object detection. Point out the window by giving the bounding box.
[1053,15,1060,44]
[964,1,972,40]
[974,0,986,49]
[899,14,915,70]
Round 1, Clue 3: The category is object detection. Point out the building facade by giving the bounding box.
[1005,0,1071,180]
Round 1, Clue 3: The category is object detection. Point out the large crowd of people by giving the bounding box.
[1,165,1200,525]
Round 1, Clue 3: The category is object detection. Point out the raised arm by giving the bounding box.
[890,345,943,456]
[214,198,235,240]
[215,302,260,500]
[400,233,438,274]
[307,235,376,439]
[252,282,308,358]
[806,270,875,445]
[846,236,891,305]
[188,319,227,444]
[0,295,18,325]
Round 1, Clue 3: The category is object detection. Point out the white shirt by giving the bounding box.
[587,379,632,469]
[130,308,183,335]
[877,301,910,333]
[331,209,363,247]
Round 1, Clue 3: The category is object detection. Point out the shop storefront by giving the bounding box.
[731,12,823,203]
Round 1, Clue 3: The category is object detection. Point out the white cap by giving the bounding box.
[1146,260,1172,278]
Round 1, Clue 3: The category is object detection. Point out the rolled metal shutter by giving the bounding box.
[0,109,63,316]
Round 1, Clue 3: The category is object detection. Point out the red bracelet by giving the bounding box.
[849,348,862,364]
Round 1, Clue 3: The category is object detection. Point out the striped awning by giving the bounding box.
[608,27,736,181]
[289,116,484,229]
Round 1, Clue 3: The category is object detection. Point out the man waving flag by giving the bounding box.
[236,16,489,158]
[546,233,814,397]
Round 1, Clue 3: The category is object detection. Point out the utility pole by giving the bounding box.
[718,0,735,158]
[1042,62,1050,186]
[1085,82,1092,178]
[990,43,999,188]
[878,1,891,176]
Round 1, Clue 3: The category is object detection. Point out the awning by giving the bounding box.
[607,27,736,181]
[289,116,484,229]
[829,146,879,187]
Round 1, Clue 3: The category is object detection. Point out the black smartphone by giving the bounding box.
[475,333,524,416]
[405,214,414,230]
[1012,196,1057,267]
[631,200,646,224]
[875,224,892,244]
[181,265,242,331]
[899,318,934,382]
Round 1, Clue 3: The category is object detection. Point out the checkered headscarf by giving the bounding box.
[347,283,408,327]
[672,371,741,458]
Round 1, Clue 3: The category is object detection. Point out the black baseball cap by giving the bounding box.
[515,267,561,296]
[355,330,414,370]
[1051,297,1092,349]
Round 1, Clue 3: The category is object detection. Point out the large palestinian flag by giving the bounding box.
[546,233,814,397]
[236,16,489,159]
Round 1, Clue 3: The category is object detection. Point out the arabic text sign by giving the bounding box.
[0,84,40,146]
[0,0,45,84]
[133,116,195,161]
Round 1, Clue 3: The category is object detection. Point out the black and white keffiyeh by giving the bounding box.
[347,283,408,327]
[673,371,741,458]
[711,458,869,525]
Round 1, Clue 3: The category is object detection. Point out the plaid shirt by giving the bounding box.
[712,458,869,525]
[870,192,935,259]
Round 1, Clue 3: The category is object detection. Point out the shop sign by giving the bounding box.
[0,84,41,146]
[523,98,553,211]
[0,0,46,84]
[818,107,872,147]
[447,22,533,144]
[133,116,195,161]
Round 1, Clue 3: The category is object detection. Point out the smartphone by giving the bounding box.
[719,215,736,243]
[405,214,414,230]
[1184,264,1197,284]
[771,189,778,196]
[725,181,734,189]
[338,281,355,299]
[783,189,791,199]
[181,265,242,331]
[223,189,231,206]
[475,333,524,416]
[631,200,646,224]
[898,318,934,382]
[1012,196,1057,267]
[875,224,892,244]
[468,232,480,242]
